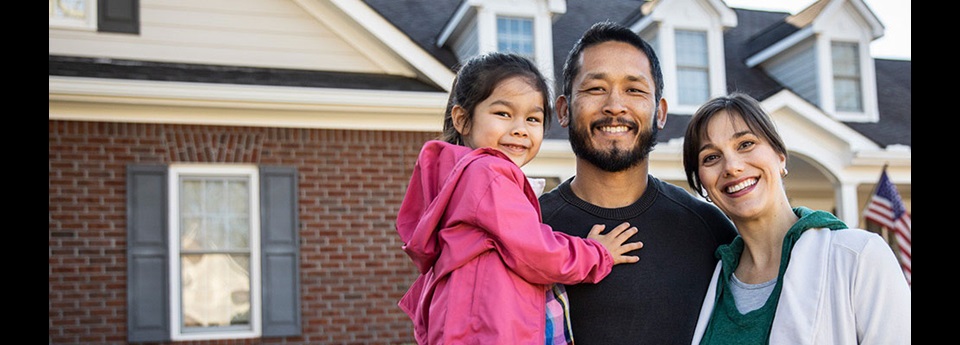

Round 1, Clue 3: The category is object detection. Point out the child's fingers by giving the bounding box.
[587,224,606,237]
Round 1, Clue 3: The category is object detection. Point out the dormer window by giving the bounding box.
[676,30,710,106]
[632,0,735,115]
[436,0,564,86]
[497,16,535,61]
[832,41,863,112]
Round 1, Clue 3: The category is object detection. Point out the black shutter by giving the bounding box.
[98,0,139,34]
[260,166,302,337]
[126,165,170,342]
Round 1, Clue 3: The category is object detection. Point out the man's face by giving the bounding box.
[560,41,663,172]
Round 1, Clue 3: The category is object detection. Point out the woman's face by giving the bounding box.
[454,76,545,167]
[695,111,786,221]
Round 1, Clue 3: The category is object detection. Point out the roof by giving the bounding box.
[48,0,909,148]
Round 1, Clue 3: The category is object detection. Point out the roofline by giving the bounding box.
[320,0,455,91]
[49,76,449,132]
[745,26,814,67]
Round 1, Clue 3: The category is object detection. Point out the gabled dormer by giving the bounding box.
[436,0,566,81]
[628,0,737,115]
[743,0,884,122]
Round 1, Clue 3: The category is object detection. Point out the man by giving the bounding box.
[539,21,738,344]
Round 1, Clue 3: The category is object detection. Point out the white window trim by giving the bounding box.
[820,38,879,122]
[645,23,728,115]
[48,0,98,31]
[441,0,560,90]
[168,164,262,341]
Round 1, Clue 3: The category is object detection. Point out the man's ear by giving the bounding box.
[556,95,570,127]
[452,105,470,135]
[656,97,668,129]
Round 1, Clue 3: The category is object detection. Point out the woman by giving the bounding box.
[682,92,911,344]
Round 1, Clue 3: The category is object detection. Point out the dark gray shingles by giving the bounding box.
[48,55,443,91]
[843,59,911,148]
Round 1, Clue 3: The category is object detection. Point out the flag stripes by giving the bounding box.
[862,169,911,286]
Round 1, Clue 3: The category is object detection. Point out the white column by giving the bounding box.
[836,182,860,227]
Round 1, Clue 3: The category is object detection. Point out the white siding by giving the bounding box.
[48,0,412,75]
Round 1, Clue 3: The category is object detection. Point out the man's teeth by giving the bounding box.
[726,178,756,193]
[600,126,629,133]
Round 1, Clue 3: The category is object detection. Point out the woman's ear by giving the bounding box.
[452,105,469,136]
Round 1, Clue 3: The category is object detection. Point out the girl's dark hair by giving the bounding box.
[439,52,553,144]
[682,92,788,198]
[558,21,663,105]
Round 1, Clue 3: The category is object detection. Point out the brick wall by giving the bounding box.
[49,120,435,344]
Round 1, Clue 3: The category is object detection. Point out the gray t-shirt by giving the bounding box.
[729,274,777,314]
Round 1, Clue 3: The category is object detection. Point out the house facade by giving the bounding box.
[48,0,910,344]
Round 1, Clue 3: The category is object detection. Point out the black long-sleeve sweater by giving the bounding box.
[539,175,737,345]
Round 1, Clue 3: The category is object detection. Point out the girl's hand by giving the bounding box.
[587,222,643,265]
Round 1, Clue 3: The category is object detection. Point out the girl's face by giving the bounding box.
[453,76,546,167]
[696,111,786,222]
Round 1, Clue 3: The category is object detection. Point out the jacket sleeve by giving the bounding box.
[466,164,614,285]
[853,235,911,343]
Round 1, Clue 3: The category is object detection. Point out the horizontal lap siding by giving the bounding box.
[49,120,434,344]
[49,0,388,73]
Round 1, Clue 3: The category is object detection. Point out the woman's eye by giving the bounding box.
[738,140,755,150]
[701,154,719,165]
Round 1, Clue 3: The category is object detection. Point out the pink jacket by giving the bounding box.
[396,140,614,344]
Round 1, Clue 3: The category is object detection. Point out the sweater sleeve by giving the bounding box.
[853,234,911,343]
[469,166,614,286]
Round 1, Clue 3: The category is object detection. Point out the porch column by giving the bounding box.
[836,182,860,227]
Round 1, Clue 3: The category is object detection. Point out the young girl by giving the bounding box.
[396,52,644,345]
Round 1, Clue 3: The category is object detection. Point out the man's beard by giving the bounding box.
[567,110,659,172]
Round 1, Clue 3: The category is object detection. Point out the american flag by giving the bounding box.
[862,169,911,286]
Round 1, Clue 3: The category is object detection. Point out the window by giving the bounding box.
[169,165,261,340]
[832,41,862,112]
[49,0,140,34]
[676,30,709,106]
[127,165,301,342]
[497,16,535,61]
[49,0,97,30]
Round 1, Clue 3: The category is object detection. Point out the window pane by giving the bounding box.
[497,16,535,60]
[832,42,862,111]
[676,31,708,67]
[835,79,862,111]
[832,42,860,76]
[181,254,251,328]
[678,68,710,105]
[228,180,249,214]
[51,0,87,20]
[676,30,709,105]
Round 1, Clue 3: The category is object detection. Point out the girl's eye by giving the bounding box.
[494,112,511,118]
[527,115,543,123]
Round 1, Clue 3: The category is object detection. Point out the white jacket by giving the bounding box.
[691,228,911,344]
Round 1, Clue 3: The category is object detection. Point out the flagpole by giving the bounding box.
[861,162,899,242]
